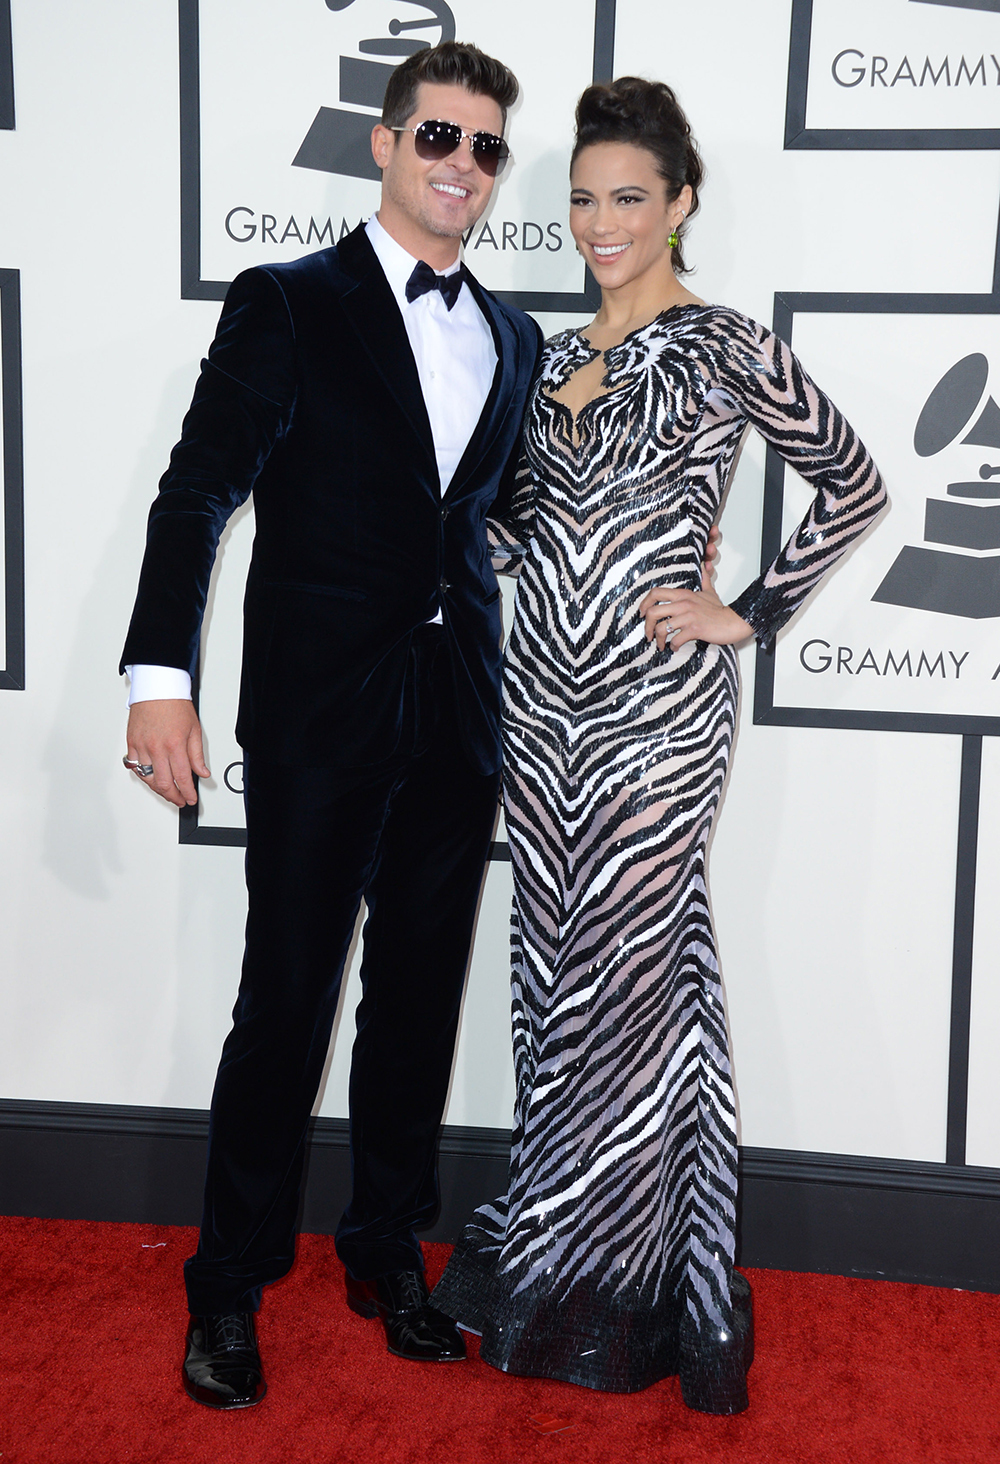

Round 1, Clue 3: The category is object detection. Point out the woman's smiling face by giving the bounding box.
[569,141,690,291]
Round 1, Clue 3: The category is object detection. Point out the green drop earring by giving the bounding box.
[668,210,687,251]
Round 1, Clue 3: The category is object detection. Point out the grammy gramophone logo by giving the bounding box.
[293,0,456,182]
[873,352,1000,618]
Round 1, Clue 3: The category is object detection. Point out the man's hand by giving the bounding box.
[704,522,721,569]
[125,700,209,808]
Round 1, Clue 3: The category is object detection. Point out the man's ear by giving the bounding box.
[371,124,393,172]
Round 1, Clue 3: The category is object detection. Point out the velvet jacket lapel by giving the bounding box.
[334,227,523,504]
[446,269,522,503]
[334,226,437,480]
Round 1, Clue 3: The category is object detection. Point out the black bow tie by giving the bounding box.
[405,260,465,311]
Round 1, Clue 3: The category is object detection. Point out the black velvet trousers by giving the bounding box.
[183,628,501,1315]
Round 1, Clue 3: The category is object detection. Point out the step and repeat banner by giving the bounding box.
[2,0,1000,1167]
[758,0,1000,734]
[758,298,1000,734]
[786,0,1000,148]
[182,0,606,311]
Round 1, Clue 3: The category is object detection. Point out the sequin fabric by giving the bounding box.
[431,305,885,1398]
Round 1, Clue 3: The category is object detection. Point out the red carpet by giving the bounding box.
[0,1216,997,1463]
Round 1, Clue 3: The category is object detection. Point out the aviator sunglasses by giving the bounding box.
[390,119,511,177]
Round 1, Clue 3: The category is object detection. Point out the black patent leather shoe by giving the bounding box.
[346,1269,467,1362]
[182,1312,267,1409]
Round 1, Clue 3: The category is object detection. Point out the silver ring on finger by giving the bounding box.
[123,755,154,777]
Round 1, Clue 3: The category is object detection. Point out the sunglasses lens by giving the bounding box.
[471,133,510,177]
[413,120,464,160]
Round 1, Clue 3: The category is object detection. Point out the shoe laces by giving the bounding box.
[206,1313,256,1353]
[395,1271,429,1313]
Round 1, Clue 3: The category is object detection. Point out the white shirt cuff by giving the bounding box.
[125,664,193,706]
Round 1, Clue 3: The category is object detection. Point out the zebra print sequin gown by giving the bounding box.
[433,305,885,1396]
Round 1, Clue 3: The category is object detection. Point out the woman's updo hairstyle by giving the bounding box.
[571,77,703,275]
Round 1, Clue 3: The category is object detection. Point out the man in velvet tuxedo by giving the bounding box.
[121,41,542,1408]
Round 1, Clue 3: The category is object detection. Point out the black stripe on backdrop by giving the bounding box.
[0,0,12,132]
[947,733,982,1165]
[0,269,24,690]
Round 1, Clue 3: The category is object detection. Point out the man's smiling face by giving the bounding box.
[372,81,504,263]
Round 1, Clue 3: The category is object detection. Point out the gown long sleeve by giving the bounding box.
[718,322,886,644]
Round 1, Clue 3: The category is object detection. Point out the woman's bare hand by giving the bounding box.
[639,566,752,652]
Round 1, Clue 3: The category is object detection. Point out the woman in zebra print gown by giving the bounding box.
[432,79,886,1413]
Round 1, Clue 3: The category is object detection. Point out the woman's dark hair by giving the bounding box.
[381,41,519,131]
[571,77,704,275]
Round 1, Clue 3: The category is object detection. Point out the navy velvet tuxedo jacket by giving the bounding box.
[121,225,543,774]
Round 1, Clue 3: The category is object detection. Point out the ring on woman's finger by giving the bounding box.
[123,755,154,777]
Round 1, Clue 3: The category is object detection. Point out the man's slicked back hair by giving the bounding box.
[381,41,519,131]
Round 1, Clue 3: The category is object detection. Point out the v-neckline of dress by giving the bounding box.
[545,302,708,442]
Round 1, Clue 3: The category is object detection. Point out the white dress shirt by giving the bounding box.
[127,215,496,704]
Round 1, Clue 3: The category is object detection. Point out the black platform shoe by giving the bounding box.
[678,1271,754,1415]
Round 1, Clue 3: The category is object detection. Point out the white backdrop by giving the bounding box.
[1,0,999,1170]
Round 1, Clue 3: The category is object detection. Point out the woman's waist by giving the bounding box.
[512,569,703,650]
[503,632,735,702]
[518,549,702,605]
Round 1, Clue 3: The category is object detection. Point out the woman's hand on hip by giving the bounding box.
[639,567,753,652]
